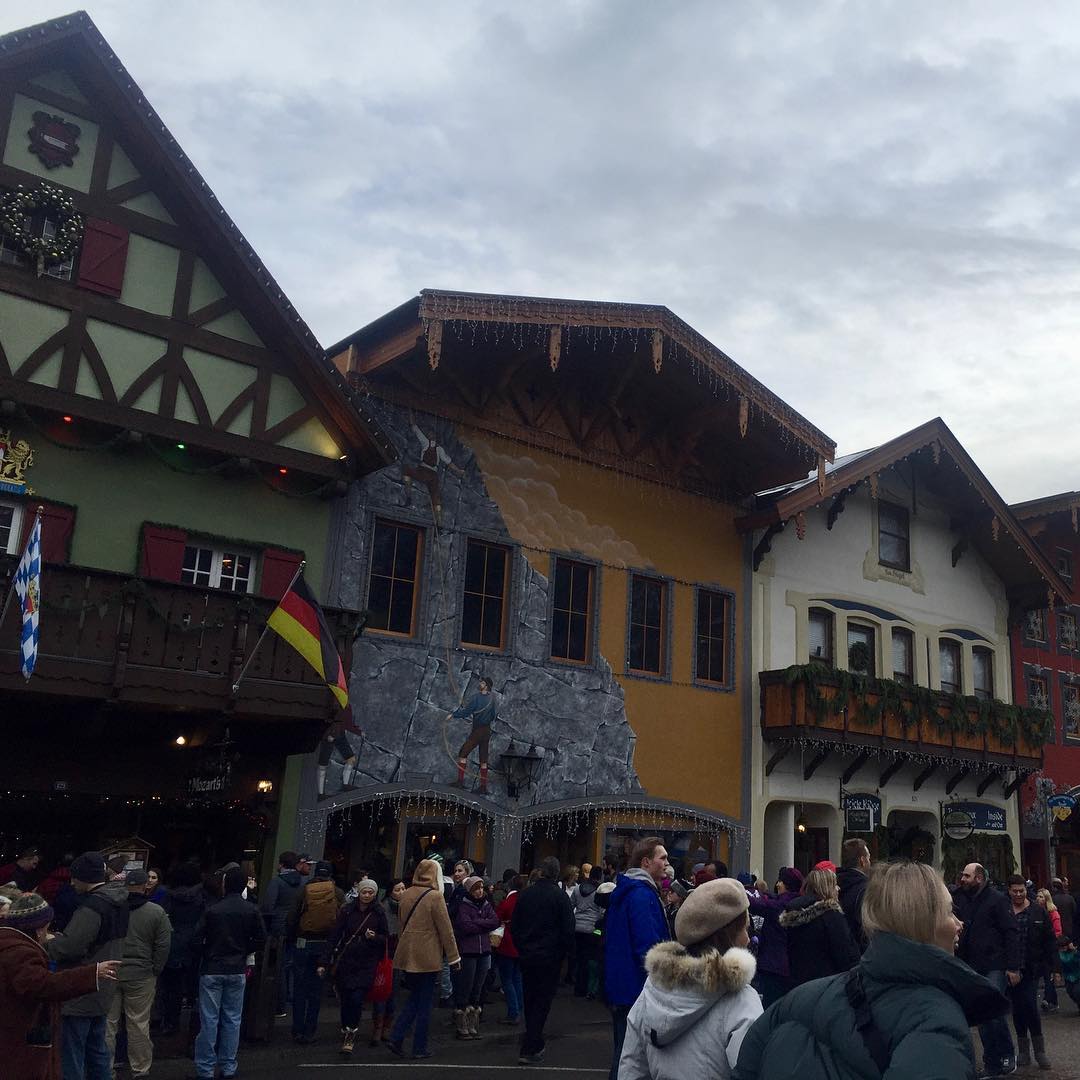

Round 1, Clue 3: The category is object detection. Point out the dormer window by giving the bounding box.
[878,502,910,571]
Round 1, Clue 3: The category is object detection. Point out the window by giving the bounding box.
[847,622,876,676]
[891,627,914,683]
[367,520,423,636]
[628,574,667,675]
[461,539,509,649]
[972,647,994,701]
[0,500,24,556]
[878,502,910,571]
[0,209,75,281]
[695,588,731,685]
[939,639,962,695]
[1027,673,1049,712]
[808,608,834,665]
[180,545,253,593]
[1058,549,1073,584]
[1064,683,1080,738]
[551,557,594,662]
[1026,609,1048,643]
[1059,612,1078,652]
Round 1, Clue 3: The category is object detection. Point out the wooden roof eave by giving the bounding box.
[736,417,1072,601]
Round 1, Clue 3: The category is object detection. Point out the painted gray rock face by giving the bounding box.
[324,398,642,809]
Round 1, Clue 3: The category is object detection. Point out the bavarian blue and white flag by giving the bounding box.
[13,510,41,680]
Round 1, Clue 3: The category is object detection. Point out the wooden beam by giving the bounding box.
[357,323,424,375]
[913,763,938,791]
[946,768,969,794]
[1003,774,1025,799]
[841,752,870,785]
[753,522,785,571]
[977,770,1002,797]
[879,758,905,787]
[827,489,848,530]
[765,744,791,777]
[804,748,831,781]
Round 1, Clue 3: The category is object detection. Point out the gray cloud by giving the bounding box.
[4,0,1080,499]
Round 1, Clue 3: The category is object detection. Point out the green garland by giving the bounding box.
[0,182,83,272]
[782,663,1054,749]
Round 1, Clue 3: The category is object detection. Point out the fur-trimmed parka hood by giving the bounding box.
[779,896,842,929]
[629,943,761,1057]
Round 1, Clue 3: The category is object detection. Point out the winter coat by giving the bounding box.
[46,879,129,1017]
[836,866,868,947]
[604,871,671,1006]
[452,895,501,956]
[392,862,460,973]
[732,931,1010,1080]
[496,891,520,958]
[50,885,79,932]
[0,926,99,1080]
[0,861,37,891]
[954,884,1022,974]
[1052,890,1075,940]
[1013,903,1056,976]
[119,894,172,982]
[573,879,601,934]
[747,890,798,978]
[326,900,389,991]
[163,882,206,969]
[620,944,761,1080]
[195,893,267,975]
[36,866,70,905]
[511,877,575,969]
[261,868,304,936]
[778,896,859,987]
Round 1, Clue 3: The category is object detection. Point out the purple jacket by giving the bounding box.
[749,889,799,977]
[452,897,500,956]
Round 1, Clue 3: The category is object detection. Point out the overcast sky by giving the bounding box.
[4,2,1080,502]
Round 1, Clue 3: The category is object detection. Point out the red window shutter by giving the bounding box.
[260,547,303,599]
[140,524,187,582]
[19,502,76,563]
[76,218,130,298]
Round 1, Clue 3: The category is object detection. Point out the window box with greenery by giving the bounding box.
[760,664,1053,761]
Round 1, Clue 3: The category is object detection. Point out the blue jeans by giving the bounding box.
[61,1014,111,1080]
[390,971,436,1055]
[495,954,523,1020]
[194,973,247,1079]
[292,942,328,1039]
[978,970,1015,1070]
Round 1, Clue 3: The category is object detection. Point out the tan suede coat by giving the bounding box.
[391,860,460,973]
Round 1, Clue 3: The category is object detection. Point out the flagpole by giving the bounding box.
[231,559,306,695]
[0,504,42,629]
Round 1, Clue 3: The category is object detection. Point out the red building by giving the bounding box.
[1011,492,1080,885]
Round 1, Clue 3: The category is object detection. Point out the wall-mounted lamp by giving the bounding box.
[256,780,273,794]
[500,743,543,798]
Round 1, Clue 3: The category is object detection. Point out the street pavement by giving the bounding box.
[149,984,1080,1079]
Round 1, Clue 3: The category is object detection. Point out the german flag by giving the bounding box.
[266,572,349,708]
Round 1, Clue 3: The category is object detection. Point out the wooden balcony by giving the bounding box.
[760,667,1046,770]
[0,560,357,721]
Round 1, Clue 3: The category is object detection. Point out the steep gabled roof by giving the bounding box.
[1012,490,1080,522]
[0,11,394,472]
[737,417,1070,602]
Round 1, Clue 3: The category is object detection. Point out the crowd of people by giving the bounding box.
[1,839,1077,1079]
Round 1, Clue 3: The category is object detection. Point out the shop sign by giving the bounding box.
[1049,794,1077,822]
[949,802,1007,832]
[942,808,975,840]
[843,793,881,834]
[187,769,230,797]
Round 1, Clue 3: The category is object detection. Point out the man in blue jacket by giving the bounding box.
[603,837,671,1080]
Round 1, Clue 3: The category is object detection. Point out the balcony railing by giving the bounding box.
[760,666,1049,769]
[0,561,357,721]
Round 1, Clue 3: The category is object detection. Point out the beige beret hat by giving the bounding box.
[673,877,748,947]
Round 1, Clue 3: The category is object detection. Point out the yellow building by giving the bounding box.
[289,290,834,879]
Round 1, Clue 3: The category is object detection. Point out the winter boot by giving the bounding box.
[340,1027,357,1055]
[1033,1034,1051,1070]
[454,1009,471,1040]
[467,1004,481,1037]
[1016,1034,1030,1067]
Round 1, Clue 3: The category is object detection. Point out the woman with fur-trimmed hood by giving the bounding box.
[778,868,858,987]
[619,878,762,1079]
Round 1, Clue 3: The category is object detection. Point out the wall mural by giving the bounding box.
[319,399,643,809]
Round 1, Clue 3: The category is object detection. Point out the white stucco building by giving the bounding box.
[740,419,1065,883]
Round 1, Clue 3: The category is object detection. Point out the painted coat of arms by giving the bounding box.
[0,431,34,495]
[28,111,81,169]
